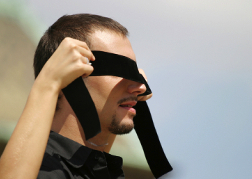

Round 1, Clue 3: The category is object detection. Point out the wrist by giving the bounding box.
[33,74,61,97]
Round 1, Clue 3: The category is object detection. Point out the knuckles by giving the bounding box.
[72,52,83,61]
[62,38,77,50]
[61,37,87,50]
[44,37,93,89]
[60,38,86,62]
[58,37,92,74]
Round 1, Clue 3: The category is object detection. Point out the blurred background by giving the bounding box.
[0,0,252,178]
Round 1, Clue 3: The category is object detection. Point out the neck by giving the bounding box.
[52,108,116,152]
[83,132,115,152]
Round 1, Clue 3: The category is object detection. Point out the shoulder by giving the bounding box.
[37,152,69,179]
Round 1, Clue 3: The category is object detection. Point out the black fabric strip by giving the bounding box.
[62,50,172,178]
[134,101,173,178]
[62,77,101,140]
[91,51,151,96]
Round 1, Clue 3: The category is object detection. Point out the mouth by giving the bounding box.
[119,101,137,114]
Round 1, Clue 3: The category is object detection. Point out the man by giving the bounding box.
[0,14,154,179]
[35,14,151,178]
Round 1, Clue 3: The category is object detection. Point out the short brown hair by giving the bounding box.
[33,14,128,78]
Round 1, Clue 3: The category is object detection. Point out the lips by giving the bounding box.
[119,101,137,107]
[119,101,137,114]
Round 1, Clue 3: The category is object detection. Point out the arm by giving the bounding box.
[0,38,95,179]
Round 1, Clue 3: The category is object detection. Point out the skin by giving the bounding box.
[0,30,152,179]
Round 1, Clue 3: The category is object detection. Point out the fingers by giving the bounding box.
[59,38,95,76]
[81,64,94,78]
[61,37,95,72]
[79,56,94,78]
[67,38,95,61]
[70,40,95,77]
[80,56,91,65]
[75,45,95,62]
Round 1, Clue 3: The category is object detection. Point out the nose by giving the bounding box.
[127,80,147,96]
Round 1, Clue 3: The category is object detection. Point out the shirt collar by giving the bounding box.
[45,131,123,170]
[46,131,93,168]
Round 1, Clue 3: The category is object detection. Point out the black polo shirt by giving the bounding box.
[37,131,125,179]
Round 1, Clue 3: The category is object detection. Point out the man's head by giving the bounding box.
[33,14,146,136]
[33,14,128,78]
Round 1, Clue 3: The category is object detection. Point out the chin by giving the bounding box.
[108,115,134,135]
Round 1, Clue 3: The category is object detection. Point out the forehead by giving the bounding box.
[90,30,136,61]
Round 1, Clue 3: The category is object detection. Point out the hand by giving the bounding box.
[36,37,95,92]
[0,38,94,179]
[137,68,153,101]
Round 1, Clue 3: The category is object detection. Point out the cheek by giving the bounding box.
[83,76,121,111]
[84,77,107,109]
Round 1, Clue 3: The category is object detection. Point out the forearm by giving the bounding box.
[0,79,59,179]
[0,37,95,179]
